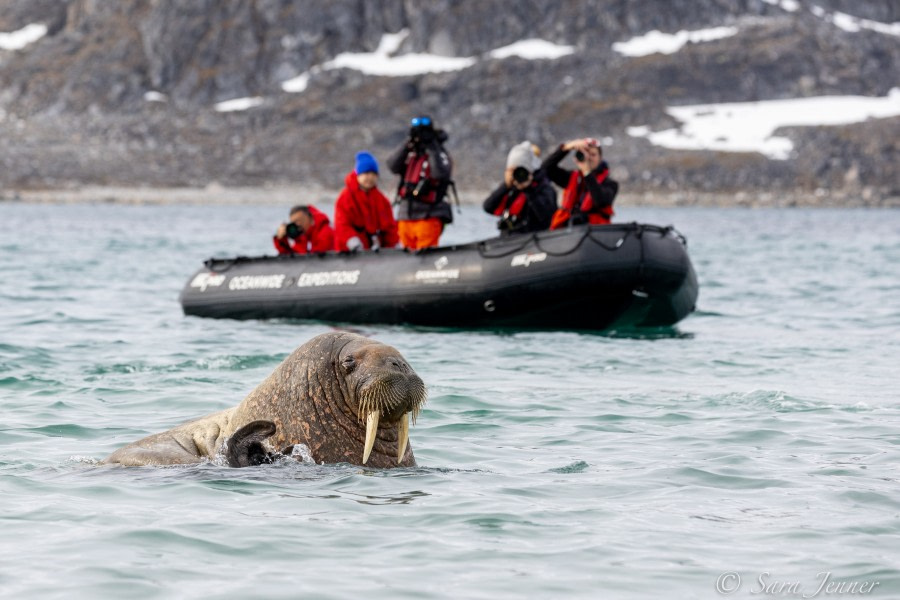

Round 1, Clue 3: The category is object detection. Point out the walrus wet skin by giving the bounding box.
[103,332,427,468]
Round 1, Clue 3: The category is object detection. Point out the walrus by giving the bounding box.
[103,332,427,468]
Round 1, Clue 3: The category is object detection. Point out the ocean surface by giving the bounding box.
[1,201,898,599]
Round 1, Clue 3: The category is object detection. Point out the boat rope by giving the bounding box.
[200,224,688,268]
[477,224,645,259]
[204,257,243,272]
[536,226,628,255]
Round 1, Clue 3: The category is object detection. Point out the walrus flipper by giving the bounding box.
[224,420,277,467]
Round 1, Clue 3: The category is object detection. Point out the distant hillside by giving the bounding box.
[0,0,898,205]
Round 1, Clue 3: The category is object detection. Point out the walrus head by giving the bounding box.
[335,337,427,464]
[226,332,427,468]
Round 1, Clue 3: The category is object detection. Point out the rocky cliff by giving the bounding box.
[0,0,897,205]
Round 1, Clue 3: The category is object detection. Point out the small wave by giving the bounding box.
[84,353,287,375]
[67,456,101,465]
[604,326,695,340]
[702,390,840,413]
[548,460,590,474]
[0,374,65,390]
[691,308,726,317]
[657,466,792,490]
[25,423,106,440]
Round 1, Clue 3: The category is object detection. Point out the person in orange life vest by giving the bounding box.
[333,151,400,252]
[542,137,618,229]
[482,141,556,235]
[273,205,335,255]
[387,115,453,249]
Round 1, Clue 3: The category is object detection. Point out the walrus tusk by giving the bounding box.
[362,411,379,464]
[397,412,409,464]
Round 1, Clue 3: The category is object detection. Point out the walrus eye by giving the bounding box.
[341,355,356,373]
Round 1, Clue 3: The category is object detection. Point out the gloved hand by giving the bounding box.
[346,236,362,253]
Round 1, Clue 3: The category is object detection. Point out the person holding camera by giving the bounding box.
[387,115,454,249]
[333,151,399,253]
[273,204,335,255]
[482,141,557,236]
[542,137,618,229]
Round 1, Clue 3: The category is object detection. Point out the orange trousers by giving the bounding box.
[398,218,443,249]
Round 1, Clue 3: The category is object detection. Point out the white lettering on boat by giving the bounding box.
[415,269,460,281]
[296,270,360,287]
[190,272,227,291]
[511,252,547,267]
[414,255,459,283]
[228,274,287,290]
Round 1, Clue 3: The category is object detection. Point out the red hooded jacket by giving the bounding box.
[333,171,399,251]
[273,205,335,254]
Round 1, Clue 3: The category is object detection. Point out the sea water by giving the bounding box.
[0,202,898,599]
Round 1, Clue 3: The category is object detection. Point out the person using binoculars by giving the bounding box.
[273,204,335,255]
[387,115,454,249]
[482,141,556,235]
[542,137,619,229]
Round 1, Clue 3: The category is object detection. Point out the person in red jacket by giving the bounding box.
[333,151,399,252]
[273,204,335,254]
[542,137,618,229]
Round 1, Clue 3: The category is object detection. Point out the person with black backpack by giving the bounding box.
[387,115,454,249]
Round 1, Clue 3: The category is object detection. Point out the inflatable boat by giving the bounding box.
[179,223,698,330]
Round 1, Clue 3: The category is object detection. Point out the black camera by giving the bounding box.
[410,126,435,146]
[285,222,302,238]
[498,215,519,232]
[512,166,531,184]
[574,150,585,162]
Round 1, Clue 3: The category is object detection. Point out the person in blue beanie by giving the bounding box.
[333,151,399,252]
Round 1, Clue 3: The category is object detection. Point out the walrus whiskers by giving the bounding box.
[356,374,426,464]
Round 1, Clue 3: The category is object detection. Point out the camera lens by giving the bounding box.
[574,150,585,161]
[512,166,530,183]
[285,223,301,238]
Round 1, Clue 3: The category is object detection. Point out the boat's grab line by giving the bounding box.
[201,224,687,272]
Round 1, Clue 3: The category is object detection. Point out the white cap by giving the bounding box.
[506,141,541,171]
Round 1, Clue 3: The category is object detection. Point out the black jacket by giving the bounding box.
[482,170,557,234]
[541,145,618,216]
[388,135,453,223]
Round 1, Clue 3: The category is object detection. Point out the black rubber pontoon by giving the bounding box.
[179,223,698,330]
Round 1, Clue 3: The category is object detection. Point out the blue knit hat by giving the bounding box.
[354,151,379,175]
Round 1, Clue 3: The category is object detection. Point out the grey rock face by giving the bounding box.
[0,0,897,204]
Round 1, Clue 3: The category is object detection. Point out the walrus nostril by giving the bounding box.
[386,358,410,373]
